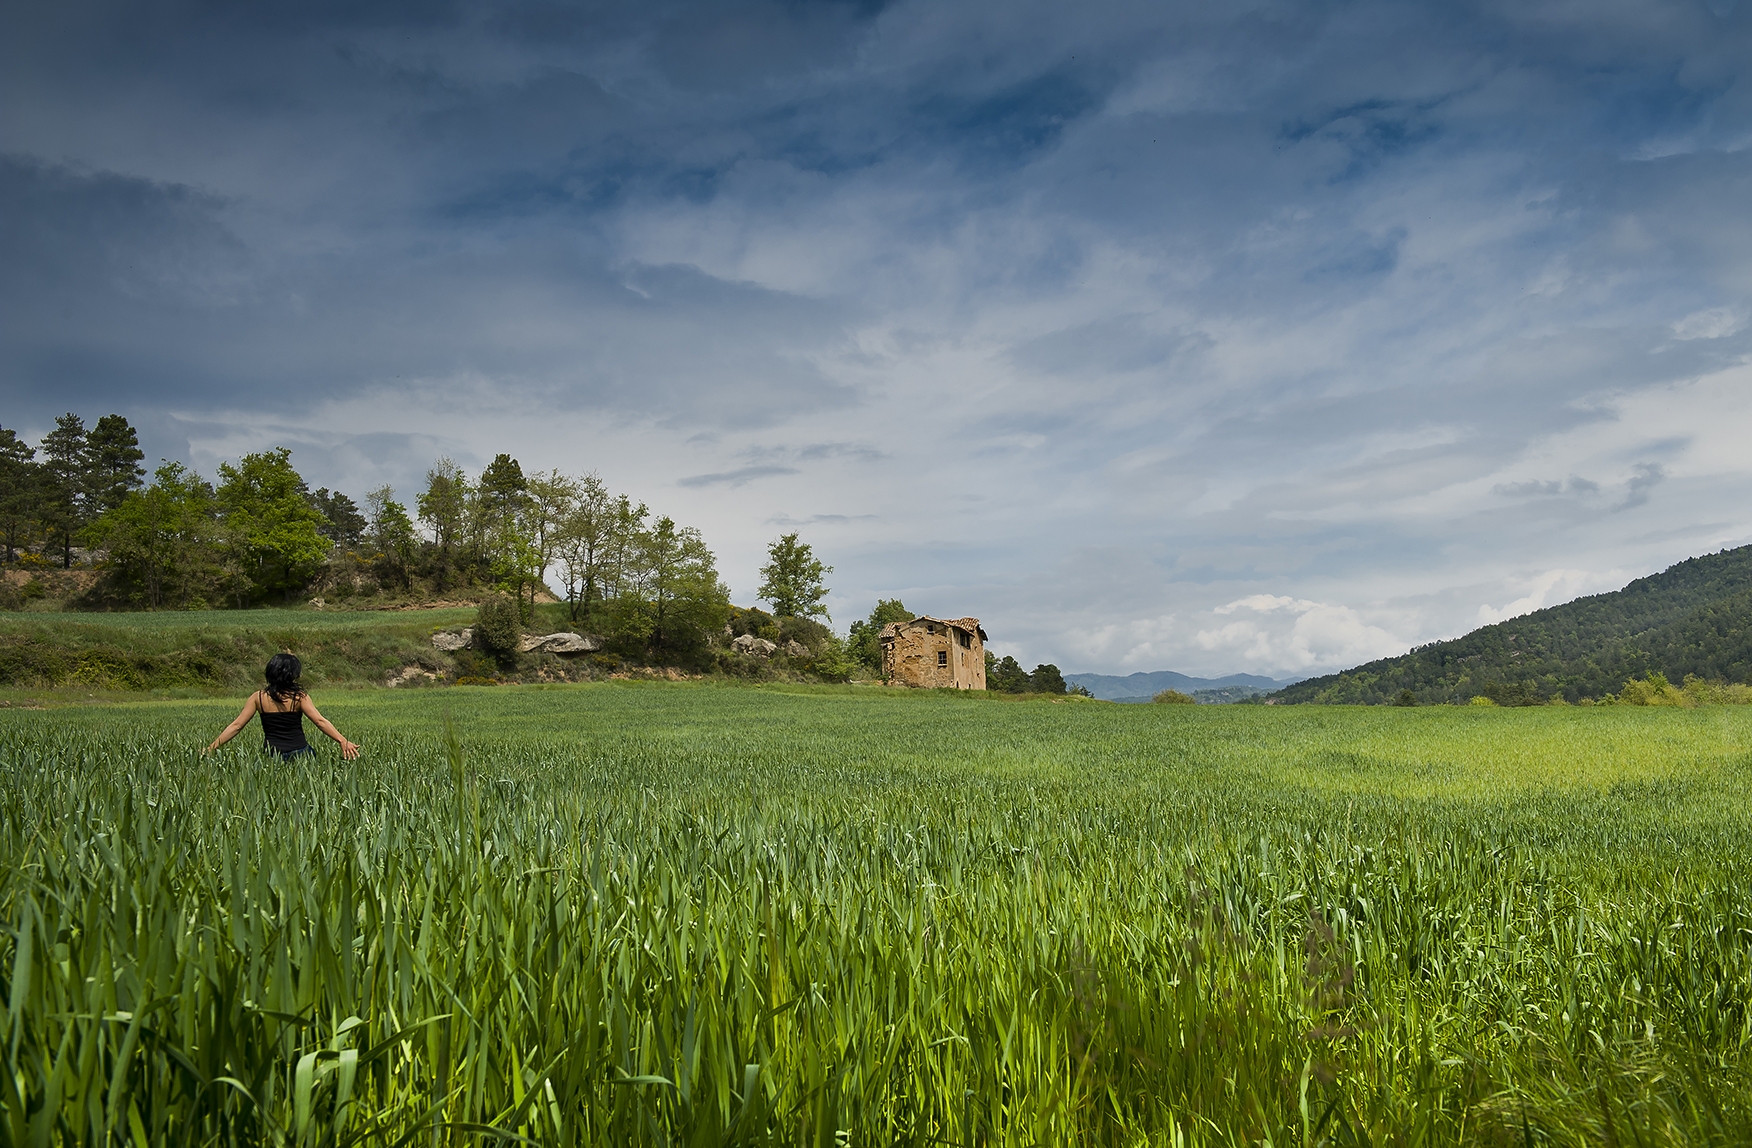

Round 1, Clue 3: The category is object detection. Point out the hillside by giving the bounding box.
[0,608,477,694]
[1066,670,1291,702]
[1275,545,1752,705]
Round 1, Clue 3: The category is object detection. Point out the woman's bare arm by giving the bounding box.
[301,696,360,760]
[205,692,260,752]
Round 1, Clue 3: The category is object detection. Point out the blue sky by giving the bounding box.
[4,0,1752,676]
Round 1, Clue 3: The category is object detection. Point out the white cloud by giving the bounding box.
[1671,307,1747,341]
[1196,596,1406,672]
[1474,568,1597,626]
[1213,595,1318,616]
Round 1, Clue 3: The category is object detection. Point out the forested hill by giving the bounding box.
[1274,544,1752,705]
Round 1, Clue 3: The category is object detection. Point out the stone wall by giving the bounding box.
[880,616,986,690]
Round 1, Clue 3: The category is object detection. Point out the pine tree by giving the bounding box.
[39,414,88,567]
[311,488,367,547]
[84,414,147,514]
[0,427,40,564]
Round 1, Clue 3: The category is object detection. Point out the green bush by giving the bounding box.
[1611,671,1692,706]
[473,594,523,664]
[777,614,832,653]
[806,632,857,683]
[727,606,780,642]
[1153,689,1195,704]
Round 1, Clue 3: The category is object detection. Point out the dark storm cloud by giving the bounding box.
[5,0,1752,673]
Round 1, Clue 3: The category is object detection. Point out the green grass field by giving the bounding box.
[0,607,478,695]
[5,684,1752,1145]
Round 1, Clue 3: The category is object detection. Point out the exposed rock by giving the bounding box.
[432,629,472,652]
[387,665,441,688]
[732,634,778,657]
[784,639,809,658]
[519,632,603,654]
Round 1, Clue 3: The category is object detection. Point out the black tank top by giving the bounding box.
[259,694,312,754]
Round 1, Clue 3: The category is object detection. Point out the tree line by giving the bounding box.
[1,414,148,568]
[3,412,1069,685]
[2,413,873,673]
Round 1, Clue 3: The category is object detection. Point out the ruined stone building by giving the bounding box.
[879,616,987,689]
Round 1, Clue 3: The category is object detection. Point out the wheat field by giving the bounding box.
[4,684,1751,1145]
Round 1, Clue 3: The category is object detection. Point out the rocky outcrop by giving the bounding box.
[433,628,601,654]
[518,632,603,654]
[732,634,778,657]
[784,639,809,658]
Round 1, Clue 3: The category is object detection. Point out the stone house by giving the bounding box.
[879,616,987,690]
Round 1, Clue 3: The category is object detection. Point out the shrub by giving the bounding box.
[727,606,780,642]
[806,633,857,683]
[777,614,832,654]
[1680,674,1752,704]
[1153,689,1195,705]
[1614,671,1692,706]
[1468,695,1497,706]
[473,594,523,664]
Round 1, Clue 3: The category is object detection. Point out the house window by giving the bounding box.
[938,650,948,666]
[957,631,971,648]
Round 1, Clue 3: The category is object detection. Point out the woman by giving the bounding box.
[206,653,360,760]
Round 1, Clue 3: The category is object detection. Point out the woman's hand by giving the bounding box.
[301,695,359,759]
[207,692,260,753]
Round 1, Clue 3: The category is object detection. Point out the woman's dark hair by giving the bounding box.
[264,653,305,703]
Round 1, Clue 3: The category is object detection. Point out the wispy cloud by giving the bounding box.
[677,465,800,488]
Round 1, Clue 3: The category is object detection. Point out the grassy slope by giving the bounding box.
[1277,543,1752,704]
[6,687,1752,1143]
[0,606,475,692]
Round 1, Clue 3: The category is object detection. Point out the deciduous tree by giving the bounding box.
[555,472,615,623]
[365,485,416,589]
[86,462,219,608]
[417,458,471,587]
[848,598,911,670]
[619,516,730,664]
[215,449,330,604]
[757,533,831,619]
[521,469,578,618]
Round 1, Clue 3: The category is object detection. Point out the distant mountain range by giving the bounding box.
[1065,670,1299,703]
[1275,543,1752,705]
